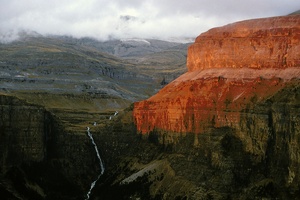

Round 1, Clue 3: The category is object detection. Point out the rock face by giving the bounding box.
[93,87,300,199]
[188,16,300,71]
[0,94,100,199]
[134,15,300,135]
[132,15,300,198]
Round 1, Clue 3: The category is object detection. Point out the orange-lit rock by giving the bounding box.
[187,15,300,71]
[133,15,300,137]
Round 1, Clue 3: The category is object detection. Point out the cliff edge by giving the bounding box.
[132,14,300,198]
[133,15,300,135]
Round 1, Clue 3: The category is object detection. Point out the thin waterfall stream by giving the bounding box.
[85,126,105,200]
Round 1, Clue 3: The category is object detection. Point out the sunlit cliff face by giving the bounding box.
[133,15,300,135]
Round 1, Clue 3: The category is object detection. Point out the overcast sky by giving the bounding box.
[0,0,299,42]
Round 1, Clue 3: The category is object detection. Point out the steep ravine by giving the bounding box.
[130,15,300,199]
[1,14,300,200]
[0,94,102,199]
[0,84,299,199]
[91,83,300,199]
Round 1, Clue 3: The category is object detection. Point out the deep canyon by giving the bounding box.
[0,14,300,200]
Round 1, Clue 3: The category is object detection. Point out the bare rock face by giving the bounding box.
[134,15,300,136]
[133,15,300,196]
[187,15,300,71]
[0,94,50,166]
[134,69,299,136]
[0,94,99,199]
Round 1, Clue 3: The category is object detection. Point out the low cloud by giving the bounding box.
[0,0,299,42]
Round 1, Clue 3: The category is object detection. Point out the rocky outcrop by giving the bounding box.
[134,69,299,136]
[0,94,52,168]
[237,83,300,193]
[0,94,101,199]
[133,15,300,135]
[132,15,300,198]
[93,91,300,199]
[187,16,300,71]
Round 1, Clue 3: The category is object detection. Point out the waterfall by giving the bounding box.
[109,111,118,120]
[85,127,105,200]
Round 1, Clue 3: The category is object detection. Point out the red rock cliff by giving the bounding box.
[133,15,300,136]
[188,16,300,71]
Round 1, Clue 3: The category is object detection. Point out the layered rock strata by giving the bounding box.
[134,15,300,136]
[0,94,100,199]
[133,14,300,198]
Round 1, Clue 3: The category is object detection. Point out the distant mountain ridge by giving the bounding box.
[288,9,300,15]
[49,35,190,60]
[0,33,189,109]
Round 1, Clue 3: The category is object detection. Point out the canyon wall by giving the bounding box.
[187,16,300,71]
[134,15,300,136]
[0,94,99,199]
[133,15,300,196]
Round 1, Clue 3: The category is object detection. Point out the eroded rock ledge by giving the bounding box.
[132,15,300,197]
[188,15,300,71]
[133,15,300,135]
[0,94,99,199]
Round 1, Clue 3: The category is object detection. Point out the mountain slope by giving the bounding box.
[0,34,189,130]
[0,35,189,100]
[49,36,190,83]
[0,35,152,99]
